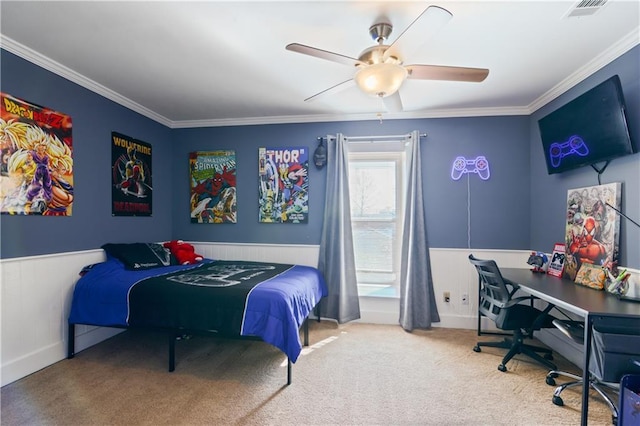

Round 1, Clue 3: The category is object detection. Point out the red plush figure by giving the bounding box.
[163,240,203,265]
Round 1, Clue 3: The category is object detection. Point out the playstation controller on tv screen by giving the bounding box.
[549,136,589,168]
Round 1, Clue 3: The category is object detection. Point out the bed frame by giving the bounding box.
[67,303,320,385]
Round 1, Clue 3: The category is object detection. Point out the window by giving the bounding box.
[348,149,405,298]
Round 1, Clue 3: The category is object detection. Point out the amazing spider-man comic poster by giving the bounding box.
[111,132,152,216]
[258,146,308,224]
[189,151,236,224]
[564,182,621,280]
[0,92,74,215]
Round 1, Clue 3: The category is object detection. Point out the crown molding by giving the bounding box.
[171,106,530,129]
[0,35,173,127]
[528,28,640,113]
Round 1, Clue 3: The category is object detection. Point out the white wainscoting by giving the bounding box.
[191,242,320,267]
[360,248,532,328]
[0,244,534,387]
[0,249,120,387]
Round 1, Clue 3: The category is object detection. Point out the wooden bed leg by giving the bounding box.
[287,358,292,385]
[169,333,176,372]
[67,323,75,359]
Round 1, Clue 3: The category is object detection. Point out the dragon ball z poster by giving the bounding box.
[111,132,152,216]
[0,92,74,215]
[564,182,621,281]
[189,151,236,224]
[258,146,308,223]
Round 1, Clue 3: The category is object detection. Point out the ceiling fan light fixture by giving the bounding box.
[354,63,408,98]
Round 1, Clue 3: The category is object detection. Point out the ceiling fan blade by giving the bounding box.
[304,79,355,102]
[382,92,403,112]
[286,43,365,67]
[383,6,453,62]
[406,64,489,82]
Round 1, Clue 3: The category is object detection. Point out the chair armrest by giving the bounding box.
[505,278,520,289]
[505,278,521,298]
[504,295,536,308]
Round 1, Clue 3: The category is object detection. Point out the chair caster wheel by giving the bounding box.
[473,345,481,353]
[611,415,617,425]
[545,376,556,386]
[552,396,564,406]
[498,364,507,372]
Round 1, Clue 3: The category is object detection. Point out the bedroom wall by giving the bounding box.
[4,45,637,263]
[529,45,640,269]
[171,116,532,250]
[0,50,175,259]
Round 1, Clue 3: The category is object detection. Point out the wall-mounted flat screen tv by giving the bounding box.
[538,75,635,175]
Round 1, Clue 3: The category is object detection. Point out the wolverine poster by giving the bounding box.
[111,132,152,216]
[0,92,74,215]
[189,151,237,224]
[258,146,308,223]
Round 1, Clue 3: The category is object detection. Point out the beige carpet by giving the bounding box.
[1,322,616,425]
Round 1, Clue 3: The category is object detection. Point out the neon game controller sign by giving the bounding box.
[451,156,490,181]
[549,135,589,168]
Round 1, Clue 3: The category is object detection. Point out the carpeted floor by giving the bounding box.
[1,321,616,425]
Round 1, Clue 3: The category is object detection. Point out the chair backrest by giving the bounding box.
[469,254,513,327]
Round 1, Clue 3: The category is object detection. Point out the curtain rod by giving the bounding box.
[317,133,427,141]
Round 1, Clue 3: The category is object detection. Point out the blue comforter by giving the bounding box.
[69,258,327,362]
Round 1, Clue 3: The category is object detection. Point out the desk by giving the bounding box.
[501,268,640,426]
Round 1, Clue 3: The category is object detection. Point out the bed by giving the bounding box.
[67,243,328,384]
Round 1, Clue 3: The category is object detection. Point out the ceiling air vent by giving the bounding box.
[565,0,609,18]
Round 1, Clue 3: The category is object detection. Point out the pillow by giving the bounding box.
[102,243,176,270]
[574,263,606,290]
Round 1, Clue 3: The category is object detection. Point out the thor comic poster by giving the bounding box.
[258,146,308,223]
[0,92,74,216]
[111,132,152,216]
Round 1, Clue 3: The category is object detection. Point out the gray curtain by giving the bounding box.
[317,134,360,323]
[399,130,440,330]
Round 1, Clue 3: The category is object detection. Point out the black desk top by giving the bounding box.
[501,268,640,318]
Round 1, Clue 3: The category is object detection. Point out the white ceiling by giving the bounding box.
[1,1,639,128]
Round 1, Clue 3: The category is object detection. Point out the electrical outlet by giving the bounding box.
[443,291,450,303]
[461,293,469,305]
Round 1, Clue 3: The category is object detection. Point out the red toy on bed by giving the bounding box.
[163,240,203,265]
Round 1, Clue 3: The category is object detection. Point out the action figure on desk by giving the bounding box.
[527,252,549,273]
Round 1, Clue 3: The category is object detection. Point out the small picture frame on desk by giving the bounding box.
[547,243,565,278]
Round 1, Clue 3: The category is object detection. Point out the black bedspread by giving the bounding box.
[128,261,293,334]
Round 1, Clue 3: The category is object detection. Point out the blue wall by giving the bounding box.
[171,116,531,250]
[0,51,174,258]
[1,46,638,270]
[529,45,640,269]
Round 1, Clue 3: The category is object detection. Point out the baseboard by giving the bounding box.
[1,342,65,387]
[0,326,122,387]
[355,311,488,330]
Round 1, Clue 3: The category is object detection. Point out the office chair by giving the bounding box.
[469,254,557,372]
[545,317,640,425]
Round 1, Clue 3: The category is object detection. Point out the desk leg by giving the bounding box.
[580,314,593,426]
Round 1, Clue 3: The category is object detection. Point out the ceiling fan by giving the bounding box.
[285,5,489,112]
